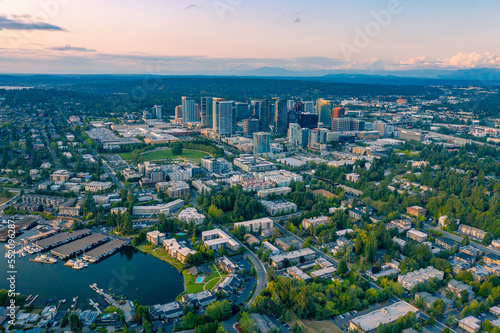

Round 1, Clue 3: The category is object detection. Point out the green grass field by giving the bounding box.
[117,149,209,163]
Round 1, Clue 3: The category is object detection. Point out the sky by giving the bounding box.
[1,0,500,74]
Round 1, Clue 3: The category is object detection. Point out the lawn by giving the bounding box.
[141,149,209,162]
[177,264,225,299]
[115,152,133,161]
[288,312,343,333]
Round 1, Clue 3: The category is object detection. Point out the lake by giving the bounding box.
[0,228,184,310]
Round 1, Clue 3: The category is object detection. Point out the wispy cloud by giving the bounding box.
[397,52,500,69]
[48,45,96,52]
[294,17,301,23]
[184,4,200,11]
[0,14,65,31]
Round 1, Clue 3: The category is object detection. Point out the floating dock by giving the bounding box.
[83,239,127,262]
[33,229,91,251]
[0,216,39,242]
[51,233,108,259]
[90,283,118,308]
[27,229,59,242]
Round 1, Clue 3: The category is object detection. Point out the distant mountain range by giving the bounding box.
[0,68,500,86]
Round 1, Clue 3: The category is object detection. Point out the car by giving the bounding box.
[353,310,357,314]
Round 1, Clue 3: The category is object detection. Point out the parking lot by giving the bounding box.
[330,298,398,331]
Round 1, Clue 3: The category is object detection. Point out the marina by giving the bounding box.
[0,216,39,241]
[82,239,128,262]
[33,229,91,251]
[50,233,108,259]
[29,254,57,264]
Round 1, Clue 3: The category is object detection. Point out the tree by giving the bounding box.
[239,312,255,333]
[337,259,348,277]
[461,235,470,246]
[69,313,83,333]
[172,142,183,155]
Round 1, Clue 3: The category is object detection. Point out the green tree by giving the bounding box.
[337,259,348,277]
[239,312,255,333]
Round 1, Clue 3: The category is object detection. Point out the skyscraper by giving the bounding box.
[288,123,302,146]
[250,100,261,118]
[316,99,333,128]
[175,105,183,120]
[153,105,162,119]
[331,118,352,132]
[332,107,345,119]
[259,100,274,132]
[253,132,271,155]
[235,102,249,121]
[195,104,200,121]
[303,101,314,113]
[181,96,196,123]
[287,100,295,111]
[274,99,288,135]
[297,112,319,129]
[300,128,309,148]
[213,100,234,136]
[243,118,260,137]
[201,97,214,128]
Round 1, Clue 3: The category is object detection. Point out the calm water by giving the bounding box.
[0,229,184,310]
[0,86,34,90]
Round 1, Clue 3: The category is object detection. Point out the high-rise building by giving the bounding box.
[181,96,196,123]
[213,100,234,136]
[293,101,305,112]
[250,100,261,118]
[297,112,319,129]
[201,97,214,128]
[375,121,387,137]
[331,118,352,132]
[175,105,183,120]
[287,100,295,111]
[300,128,309,148]
[303,101,314,113]
[253,132,271,155]
[317,99,333,128]
[153,105,163,119]
[235,102,249,122]
[332,107,345,119]
[308,128,329,148]
[243,118,260,137]
[351,119,365,131]
[288,123,302,146]
[331,118,366,132]
[259,100,274,132]
[274,99,288,135]
[195,104,200,121]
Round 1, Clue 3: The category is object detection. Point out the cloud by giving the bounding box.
[0,14,64,31]
[397,52,500,69]
[48,45,96,52]
[294,17,301,23]
[184,4,200,10]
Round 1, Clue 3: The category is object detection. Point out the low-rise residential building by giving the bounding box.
[156,181,190,198]
[149,302,184,319]
[256,186,292,198]
[270,248,316,269]
[50,169,72,182]
[406,205,427,217]
[397,266,444,290]
[85,181,113,193]
[178,207,205,225]
[492,239,500,250]
[345,173,360,183]
[233,154,276,172]
[459,224,487,241]
[435,237,456,251]
[287,266,311,281]
[301,216,328,230]
[448,279,475,301]
[310,266,336,279]
[217,256,240,274]
[415,292,454,310]
[147,231,166,245]
[163,238,196,263]
[470,266,491,282]
[132,199,184,217]
[350,302,419,333]
[181,290,217,307]
[234,217,273,233]
[260,200,297,216]
[202,229,239,252]
[262,241,280,255]
[459,316,481,333]
[386,219,412,233]
[460,245,483,258]
[406,229,428,243]
[214,274,242,295]
[484,253,500,265]
[275,237,302,251]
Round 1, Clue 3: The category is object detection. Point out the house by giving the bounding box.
[181,290,217,307]
[217,256,240,274]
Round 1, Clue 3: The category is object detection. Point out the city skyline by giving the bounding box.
[1,0,500,74]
